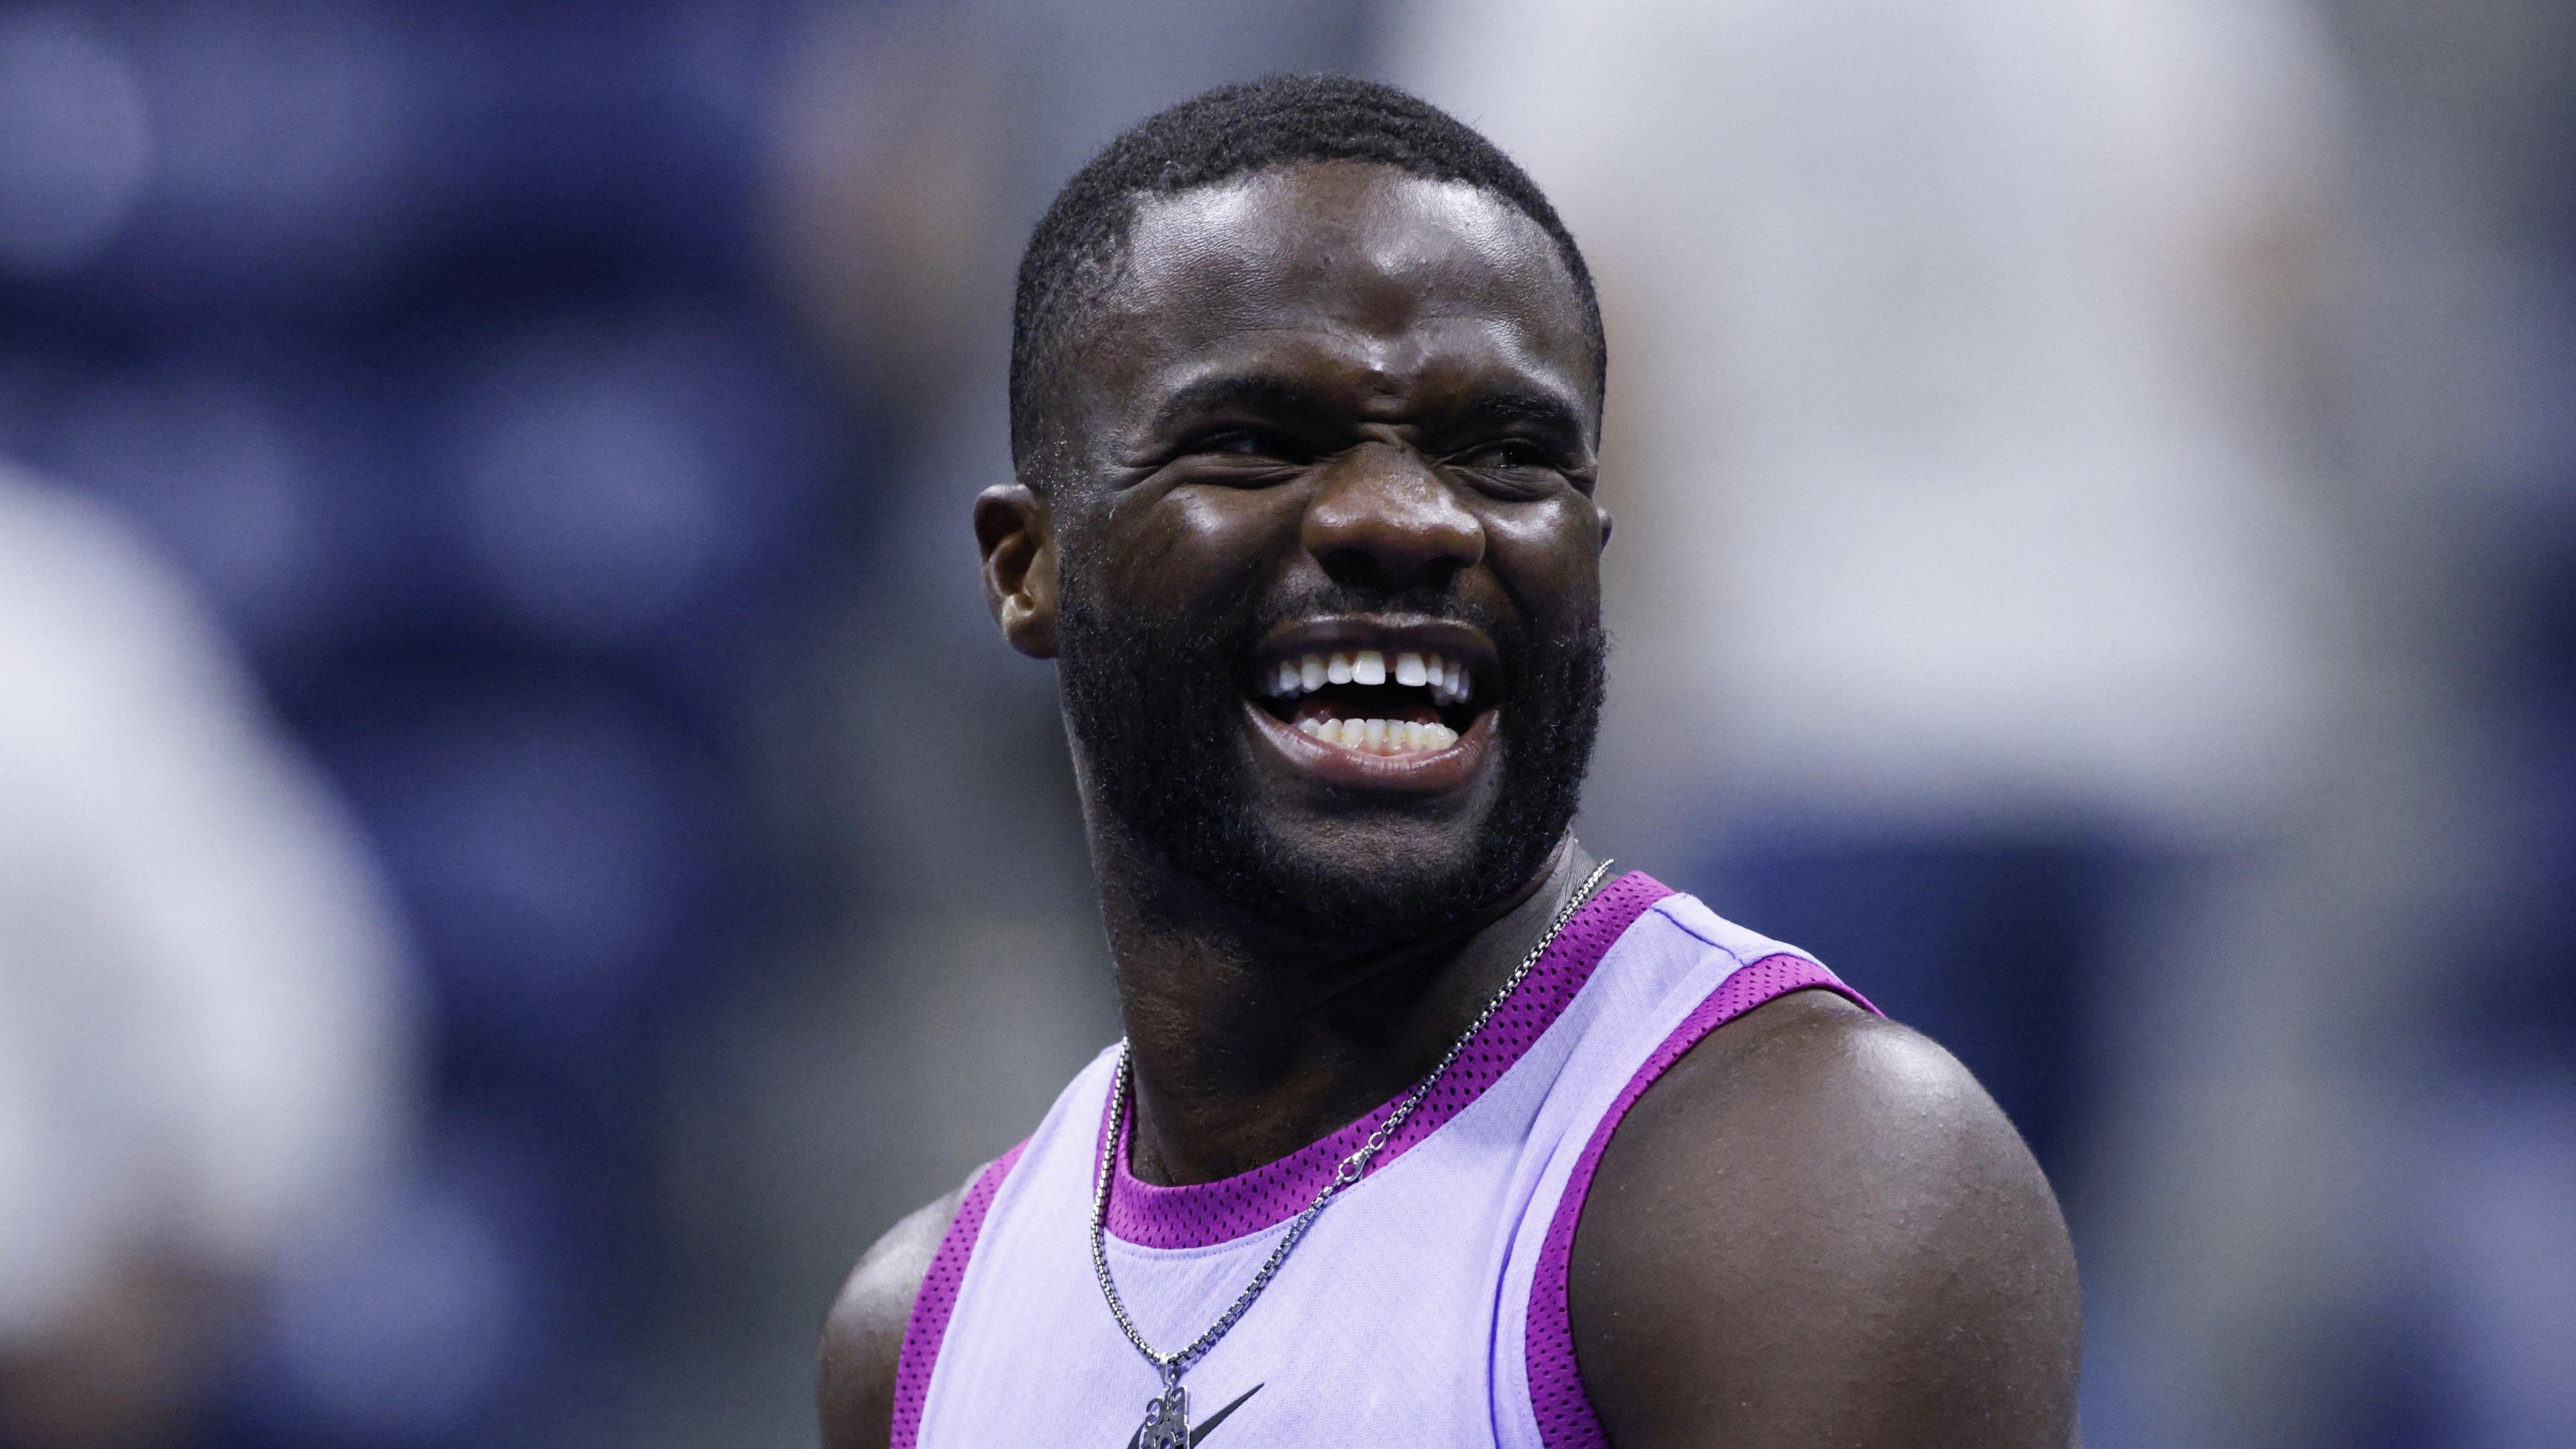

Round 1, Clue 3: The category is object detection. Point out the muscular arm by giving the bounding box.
[1570,992,2082,1448]
[817,1183,969,1449]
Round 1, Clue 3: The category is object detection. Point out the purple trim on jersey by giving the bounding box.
[1101,871,1677,1250]
[1525,954,1879,1449]
[890,1140,1028,1449]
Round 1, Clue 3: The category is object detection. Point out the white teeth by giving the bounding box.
[1291,715,1464,755]
[1260,647,1474,708]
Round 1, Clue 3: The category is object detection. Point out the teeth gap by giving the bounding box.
[1259,648,1474,709]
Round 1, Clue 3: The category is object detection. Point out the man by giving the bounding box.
[820,76,2079,1448]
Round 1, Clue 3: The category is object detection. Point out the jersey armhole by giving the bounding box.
[1521,955,1879,1449]
[889,1139,1030,1449]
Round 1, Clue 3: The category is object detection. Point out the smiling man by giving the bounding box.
[819,76,2080,1449]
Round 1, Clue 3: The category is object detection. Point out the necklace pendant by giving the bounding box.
[1138,1383,1189,1449]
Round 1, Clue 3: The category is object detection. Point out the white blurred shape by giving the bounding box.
[1387,0,2349,838]
[0,12,154,275]
[458,335,735,645]
[267,1181,517,1442]
[0,466,415,1340]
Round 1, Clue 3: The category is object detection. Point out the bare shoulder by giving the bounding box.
[817,1182,973,1449]
[1570,989,2081,1448]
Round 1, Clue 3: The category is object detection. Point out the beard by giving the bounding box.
[1055,566,1605,944]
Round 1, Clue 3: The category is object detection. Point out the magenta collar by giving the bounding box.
[1097,871,1673,1250]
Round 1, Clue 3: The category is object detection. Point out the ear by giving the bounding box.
[974,483,1058,659]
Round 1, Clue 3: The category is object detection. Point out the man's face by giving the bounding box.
[998,161,1609,939]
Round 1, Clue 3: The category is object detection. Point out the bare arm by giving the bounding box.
[817,1183,970,1449]
[1570,991,2082,1448]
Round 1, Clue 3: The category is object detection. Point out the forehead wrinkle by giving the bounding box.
[1100,284,1589,419]
[1069,168,1597,457]
[1132,315,1588,443]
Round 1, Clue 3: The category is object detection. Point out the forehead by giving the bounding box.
[1077,162,1597,431]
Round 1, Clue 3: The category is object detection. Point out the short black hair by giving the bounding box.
[1008,73,1605,486]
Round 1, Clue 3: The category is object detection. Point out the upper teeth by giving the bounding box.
[1265,649,1472,706]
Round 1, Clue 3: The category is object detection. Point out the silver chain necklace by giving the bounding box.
[1089,859,1615,1449]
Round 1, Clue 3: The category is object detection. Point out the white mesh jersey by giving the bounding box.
[888,873,1873,1449]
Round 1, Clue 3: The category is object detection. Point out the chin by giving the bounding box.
[1174,792,1534,942]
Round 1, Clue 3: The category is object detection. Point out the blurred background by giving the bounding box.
[0,1,2565,1446]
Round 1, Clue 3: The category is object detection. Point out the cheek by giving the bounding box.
[1481,497,1604,617]
[1097,485,1305,602]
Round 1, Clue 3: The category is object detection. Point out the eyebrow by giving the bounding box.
[1145,372,1593,448]
[1447,388,1590,449]
[1146,374,1343,437]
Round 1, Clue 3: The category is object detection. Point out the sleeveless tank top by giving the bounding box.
[890,873,1876,1448]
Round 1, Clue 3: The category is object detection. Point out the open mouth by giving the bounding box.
[1248,634,1490,759]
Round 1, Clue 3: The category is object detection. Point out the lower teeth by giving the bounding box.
[1295,716,1460,753]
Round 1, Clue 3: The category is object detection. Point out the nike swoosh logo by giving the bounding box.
[1120,1383,1263,1449]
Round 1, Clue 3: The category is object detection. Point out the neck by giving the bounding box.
[1092,830,1603,1187]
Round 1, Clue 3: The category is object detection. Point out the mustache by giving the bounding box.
[1246,582,1503,639]
[1119,574,1519,672]
[1061,566,1527,678]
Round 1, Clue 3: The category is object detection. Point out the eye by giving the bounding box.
[1458,439,1553,471]
[1156,427,1310,490]
[1196,428,1299,461]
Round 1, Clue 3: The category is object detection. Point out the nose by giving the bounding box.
[1299,443,1485,592]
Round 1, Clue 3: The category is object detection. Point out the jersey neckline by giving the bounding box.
[1097,869,1674,1250]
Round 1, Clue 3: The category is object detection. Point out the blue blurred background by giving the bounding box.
[0,3,2566,1446]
